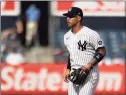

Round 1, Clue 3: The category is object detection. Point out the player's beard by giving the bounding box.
[68,22,77,28]
[71,22,78,28]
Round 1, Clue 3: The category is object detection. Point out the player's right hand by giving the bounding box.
[64,69,70,83]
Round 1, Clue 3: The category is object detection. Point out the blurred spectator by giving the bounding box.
[25,4,41,47]
[5,48,25,65]
[1,16,24,63]
[1,16,23,39]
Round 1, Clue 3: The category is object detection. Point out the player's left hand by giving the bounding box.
[68,66,90,85]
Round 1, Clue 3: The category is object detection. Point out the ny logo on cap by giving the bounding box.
[68,8,72,12]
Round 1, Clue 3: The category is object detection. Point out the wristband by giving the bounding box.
[93,52,104,62]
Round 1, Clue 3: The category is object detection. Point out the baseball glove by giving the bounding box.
[68,66,90,85]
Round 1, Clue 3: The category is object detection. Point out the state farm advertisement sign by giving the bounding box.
[1,64,67,95]
[1,64,125,95]
[1,1,20,16]
[51,1,125,16]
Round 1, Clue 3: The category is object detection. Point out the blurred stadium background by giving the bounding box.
[1,1,126,95]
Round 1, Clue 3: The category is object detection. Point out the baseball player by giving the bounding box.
[63,7,106,95]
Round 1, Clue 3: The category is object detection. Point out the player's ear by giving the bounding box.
[77,16,81,22]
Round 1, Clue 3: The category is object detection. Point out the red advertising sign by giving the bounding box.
[1,64,125,95]
[1,1,20,16]
[50,1,125,16]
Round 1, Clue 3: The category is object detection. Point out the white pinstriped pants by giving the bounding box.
[68,66,99,95]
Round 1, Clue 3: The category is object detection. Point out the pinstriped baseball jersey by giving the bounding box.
[64,26,104,95]
[64,26,104,67]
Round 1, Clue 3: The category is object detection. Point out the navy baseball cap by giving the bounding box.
[63,7,83,18]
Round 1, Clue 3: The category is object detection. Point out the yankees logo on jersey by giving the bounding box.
[78,40,87,51]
